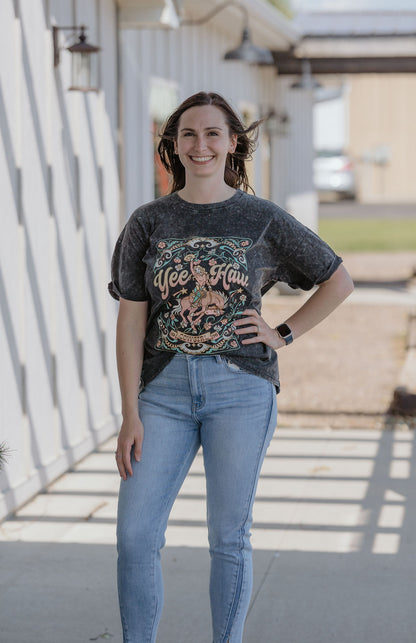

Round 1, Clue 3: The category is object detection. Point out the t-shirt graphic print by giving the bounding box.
[153,236,253,355]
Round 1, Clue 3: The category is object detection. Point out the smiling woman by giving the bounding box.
[109,91,354,643]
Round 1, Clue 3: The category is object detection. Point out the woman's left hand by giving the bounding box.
[233,309,285,350]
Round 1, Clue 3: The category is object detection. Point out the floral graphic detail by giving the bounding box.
[153,237,253,354]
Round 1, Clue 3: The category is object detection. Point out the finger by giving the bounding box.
[233,316,258,327]
[235,325,259,335]
[234,308,260,321]
[241,336,262,345]
[123,447,134,478]
[134,443,142,462]
[242,308,259,316]
[115,452,127,481]
[119,462,127,481]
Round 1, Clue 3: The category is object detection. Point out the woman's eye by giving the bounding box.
[183,132,194,137]
[208,131,218,136]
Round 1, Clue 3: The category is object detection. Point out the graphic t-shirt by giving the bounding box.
[108,189,342,392]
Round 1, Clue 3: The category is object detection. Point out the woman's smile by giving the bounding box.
[189,155,215,164]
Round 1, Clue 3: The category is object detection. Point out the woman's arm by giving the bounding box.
[116,298,148,479]
[234,264,354,349]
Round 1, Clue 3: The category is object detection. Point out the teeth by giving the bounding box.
[191,156,214,162]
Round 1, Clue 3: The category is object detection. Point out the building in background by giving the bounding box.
[294,10,416,203]
[348,72,416,203]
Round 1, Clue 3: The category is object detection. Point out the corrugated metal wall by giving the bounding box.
[0,0,120,520]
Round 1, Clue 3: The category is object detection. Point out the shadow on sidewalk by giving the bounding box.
[1,429,416,642]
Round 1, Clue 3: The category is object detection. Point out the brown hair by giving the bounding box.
[157,91,261,194]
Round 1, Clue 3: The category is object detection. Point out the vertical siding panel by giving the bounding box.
[21,1,56,468]
[139,30,154,205]
[50,0,82,457]
[0,0,28,502]
[74,0,104,435]
[123,29,140,215]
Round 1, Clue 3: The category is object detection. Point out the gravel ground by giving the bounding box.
[262,252,416,429]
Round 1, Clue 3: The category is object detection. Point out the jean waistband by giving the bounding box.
[172,353,223,363]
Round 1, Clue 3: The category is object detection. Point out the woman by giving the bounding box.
[109,91,354,643]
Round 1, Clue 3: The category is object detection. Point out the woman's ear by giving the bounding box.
[229,134,237,153]
[173,139,178,155]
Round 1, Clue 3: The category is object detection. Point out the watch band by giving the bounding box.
[275,323,293,345]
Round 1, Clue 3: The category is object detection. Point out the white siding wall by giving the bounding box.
[0,0,120,520]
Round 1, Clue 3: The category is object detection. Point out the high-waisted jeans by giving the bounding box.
[117,354,277,643]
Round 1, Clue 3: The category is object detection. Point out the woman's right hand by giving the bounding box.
[115,413,144,480]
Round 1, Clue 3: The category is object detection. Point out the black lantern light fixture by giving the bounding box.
[53,25,100,92]
[181,0,273,66]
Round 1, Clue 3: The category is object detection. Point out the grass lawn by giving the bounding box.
[318,217,416,253]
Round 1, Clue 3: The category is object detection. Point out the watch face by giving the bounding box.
[277,323,291,337]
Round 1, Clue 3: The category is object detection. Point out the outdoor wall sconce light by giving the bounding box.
[264,109,290,137]
[181,0,274,65]
[53,25,100,92]
[290,59,321,90]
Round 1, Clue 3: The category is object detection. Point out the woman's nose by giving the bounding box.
[194,135,207,151]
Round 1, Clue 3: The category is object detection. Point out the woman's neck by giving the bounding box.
[178,181,236,204]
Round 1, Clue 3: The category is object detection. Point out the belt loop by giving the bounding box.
[215,355,222,363]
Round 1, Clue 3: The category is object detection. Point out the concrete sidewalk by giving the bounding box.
[1,427,416,643]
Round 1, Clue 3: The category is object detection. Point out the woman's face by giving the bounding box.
[174,105,237,184]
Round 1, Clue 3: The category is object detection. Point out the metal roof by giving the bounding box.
[294,11,416,37]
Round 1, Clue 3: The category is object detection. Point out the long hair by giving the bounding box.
[157,92,261,194]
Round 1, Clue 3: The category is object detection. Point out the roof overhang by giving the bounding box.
[117,0,300,51]
[275,10,416,76]
[180,0,300,50]
[117,0,180,29]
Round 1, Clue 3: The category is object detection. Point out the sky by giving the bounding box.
[292,0,416,10]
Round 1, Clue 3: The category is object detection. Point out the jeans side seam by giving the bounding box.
[147,437,201,640]
[219,383,276,643]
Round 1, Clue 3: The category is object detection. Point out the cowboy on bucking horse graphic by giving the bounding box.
[179,256,227,331]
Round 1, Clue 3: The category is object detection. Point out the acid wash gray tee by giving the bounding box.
[108,189,342,393]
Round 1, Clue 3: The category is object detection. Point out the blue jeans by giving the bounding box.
[117,355,277,643]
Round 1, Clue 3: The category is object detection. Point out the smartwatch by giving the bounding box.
[275,323,293,345]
